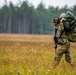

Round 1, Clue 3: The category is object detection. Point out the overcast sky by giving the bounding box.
[0,0,76,8]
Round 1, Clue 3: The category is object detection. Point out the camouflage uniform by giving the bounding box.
[53,23,72,68]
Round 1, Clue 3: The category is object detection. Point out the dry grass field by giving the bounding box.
[0,34,76,75]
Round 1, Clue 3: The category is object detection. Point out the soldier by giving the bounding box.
[52,17,73,69]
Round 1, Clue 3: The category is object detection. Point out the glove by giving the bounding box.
[54,44,57,49]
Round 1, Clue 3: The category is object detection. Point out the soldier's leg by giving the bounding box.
[64,42,73,66]
[65,50,73,66]
[53,46,64,68]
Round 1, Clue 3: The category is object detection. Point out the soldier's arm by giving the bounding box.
[57,23,64,39]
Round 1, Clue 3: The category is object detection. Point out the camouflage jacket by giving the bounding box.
[56,22,76,43]
[56,23,69,45]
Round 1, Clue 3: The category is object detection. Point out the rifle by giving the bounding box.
[54,28,58,50]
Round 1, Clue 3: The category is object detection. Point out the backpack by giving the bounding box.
[58,11,76,42]
[60,11,76,31]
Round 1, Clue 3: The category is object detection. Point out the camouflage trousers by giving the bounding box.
[53,40,72,68]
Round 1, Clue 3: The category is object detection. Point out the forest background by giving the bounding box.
[0,0,76,34]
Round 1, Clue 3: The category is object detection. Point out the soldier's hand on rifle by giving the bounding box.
[54,44,57,49]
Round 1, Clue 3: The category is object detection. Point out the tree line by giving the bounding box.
[0,0,76,34]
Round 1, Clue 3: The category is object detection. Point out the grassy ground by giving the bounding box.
[0,34,76,75]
